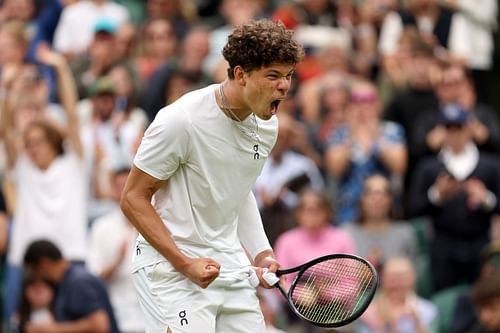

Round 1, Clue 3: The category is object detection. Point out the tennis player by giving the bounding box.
[120,19,304,333]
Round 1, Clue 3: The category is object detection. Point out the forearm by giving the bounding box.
[52,54,82,156]
[0,94,18,168]
[237,192,272,261]
[378,145,407,175]
[325,145,351,178]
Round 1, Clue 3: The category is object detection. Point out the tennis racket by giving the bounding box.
[262,253,378,328]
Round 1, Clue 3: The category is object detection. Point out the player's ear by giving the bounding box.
[234,66,246,86]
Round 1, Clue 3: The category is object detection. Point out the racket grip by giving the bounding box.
[262,269,280,286]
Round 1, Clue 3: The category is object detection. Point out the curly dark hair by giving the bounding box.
[222,19,304,79]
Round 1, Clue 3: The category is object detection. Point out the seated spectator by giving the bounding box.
[408,105,500,292]
[11,275,54,333]
[325,78,407,224]
[274,187,356,332]
[358,256,438,333]
[468,275,500,333]
[71,18,120,99]
[141,25,212,122]
[144,0,197,40]
[88,166,144,333]
[451,241,500,333]
[254,113,325,245]
[134,18,178,83]
[274,187,356,286]
[343,174,418,269]
[23,240,120,333]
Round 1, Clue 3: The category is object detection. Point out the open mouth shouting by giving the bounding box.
[270,99,282,115]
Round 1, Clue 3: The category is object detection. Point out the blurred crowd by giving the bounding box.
[0,0,499,333]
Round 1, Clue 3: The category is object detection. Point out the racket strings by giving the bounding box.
[290,258,376,325]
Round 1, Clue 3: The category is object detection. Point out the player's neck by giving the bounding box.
[219,81,251,121]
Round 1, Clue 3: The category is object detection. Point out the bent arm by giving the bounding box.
[120,165,220,288]
[325,144,352,178]
[378,143,408,175]
[120,166,190,270]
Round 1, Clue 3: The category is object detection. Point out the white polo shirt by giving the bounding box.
[133,84,278,275]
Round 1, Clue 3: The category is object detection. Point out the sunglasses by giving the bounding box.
[350,92,377,104]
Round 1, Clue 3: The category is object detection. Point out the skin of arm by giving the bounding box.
[377,141,408,175]
[120,165,221,288]
[325,143,352,178]
[237,191,280,288]
[0,66,20,169]
[36,44,83,158]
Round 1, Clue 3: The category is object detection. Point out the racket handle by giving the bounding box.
[262,269,280,286]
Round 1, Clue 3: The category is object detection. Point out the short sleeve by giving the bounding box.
[327,125,350,147]
[381,121,406,144]
[133,106,191,180]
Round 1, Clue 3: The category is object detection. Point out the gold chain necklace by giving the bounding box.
[219,84,260,143]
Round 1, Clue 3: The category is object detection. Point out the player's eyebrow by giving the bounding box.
[267,69,295,76]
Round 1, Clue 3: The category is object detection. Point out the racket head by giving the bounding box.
[285,253,378,328]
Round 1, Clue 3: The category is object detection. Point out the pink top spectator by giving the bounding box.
[274,225,356,272]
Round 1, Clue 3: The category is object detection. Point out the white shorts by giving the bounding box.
[133,261,266,333]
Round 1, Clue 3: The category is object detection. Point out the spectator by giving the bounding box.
[203,0,262,80]
[71,18,120,99]
[0,0,35,23]
[53,0,129,59]
[413,65,500,159]
[343,174,418,269]
[12,275,54,333]
[134,18,178,83]
[325,78,407,224]
[274,188,356,286]
[274,187,356,332]
[451,241,500,333]
[378,0,471,67]
[0,46,88,320]
[468,275,500,333]
[254,113,325,245]
[141,25,212,121]
[382,35,440,195]
[23,240,120,333]
[296,71,351,171]
[78,76,144,221]
[88,166,145,333]
[114,22,137,63]
[408,105,500,292]
[358,256,438,333]
[0,20,29,80]
[439,0,498,104]
[144,0,197,41]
